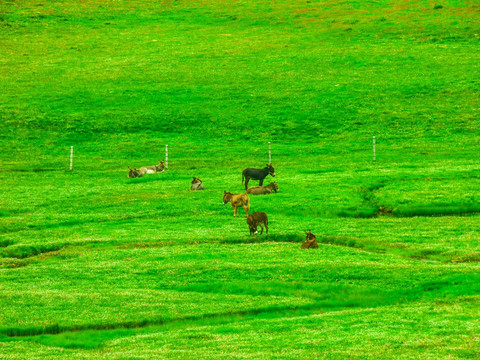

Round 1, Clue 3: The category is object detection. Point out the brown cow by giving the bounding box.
[246,212,268,236]
[246,182,279,195]
[222,191,250,217]
[128,167,143,178]
[301,230,319,249]
[140,160,165,174]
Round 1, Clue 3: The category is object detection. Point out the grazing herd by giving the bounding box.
[127,161,317,249]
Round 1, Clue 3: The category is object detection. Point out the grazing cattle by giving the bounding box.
[140,160,165,174]
[128,167,143,178]
[246,212,268,236]
[190,177,204,191]
[242,164,275,190]
[301,230,319,249]
[246,182,279,195]
[222,191,250,217]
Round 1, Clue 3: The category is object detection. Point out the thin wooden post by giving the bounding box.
[69,146,73,171]
[268,142,271,164]
[165,144,168,169]
[373,136,376,162]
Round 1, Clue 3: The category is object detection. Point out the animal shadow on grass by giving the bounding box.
[219,233,304,245]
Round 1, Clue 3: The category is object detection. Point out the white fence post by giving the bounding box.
[268,141,272,164]
[69,146,73,171]
[165,144,168,169]
[373,136,376,162]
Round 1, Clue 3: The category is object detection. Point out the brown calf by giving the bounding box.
[246,212,268,236]
[246,182,279,195]
[222,191,250,217]
[301,230,319,249]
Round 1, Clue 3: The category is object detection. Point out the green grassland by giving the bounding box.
[1,0,480,358]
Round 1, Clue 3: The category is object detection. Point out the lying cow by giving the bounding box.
[222,191,250,217]
[190,177,204,191]
[246,212,268,236]
[301,230,319,249]
[242,164,275,190]
[246,182,278,195]
[140,160,165,174]
[128,167,143,178]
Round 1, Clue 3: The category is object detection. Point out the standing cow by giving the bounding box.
[242,164,275,190]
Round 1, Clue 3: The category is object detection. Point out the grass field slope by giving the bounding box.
[1,0,479,358]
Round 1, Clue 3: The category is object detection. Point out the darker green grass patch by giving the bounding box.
[393,204,480,217]
[0,209,10,217]
[337,207,379,218]
[0,239,13,248]
[218,233,303,245]
[0,243,64,259]
[34,328,137,350]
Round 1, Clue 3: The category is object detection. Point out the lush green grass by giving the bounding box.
[1,0,480,358]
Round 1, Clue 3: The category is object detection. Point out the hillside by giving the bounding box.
[1,1,480,359]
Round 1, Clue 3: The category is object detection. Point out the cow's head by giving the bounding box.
[305,230,316,241]
[222,191,232,204]
[271,182,279,193]
[128,167,141,178]
[267,164,276,177]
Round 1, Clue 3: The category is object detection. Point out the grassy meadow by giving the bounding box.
[1,0,480,358]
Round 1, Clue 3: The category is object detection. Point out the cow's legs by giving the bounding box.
[259,224,263,235]
[259,179,264,186]
[244,177,249,190]
[232,204,236,217]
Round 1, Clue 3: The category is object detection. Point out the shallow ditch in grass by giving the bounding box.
[0,288,415,346]
[338,178,480,219]
[3,274,479,349]
[0,243,65,259]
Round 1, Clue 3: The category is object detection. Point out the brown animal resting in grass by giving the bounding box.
[246,182,279,195]
[222,191,250,217]
[246,212,268,236]
[140,160,165,174]
[128,161,164,178]
[190,177,204,190]
[301,230,319,249]
[128,167,143,178]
